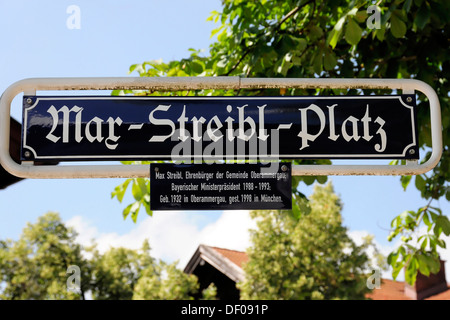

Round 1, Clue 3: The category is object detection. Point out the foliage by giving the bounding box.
[387,202,450,285]
[0,213,211,300]
[0,212,88,300]
[239,183,372,300]
[200,283,218,300]
[112,0,449,285]
[132,260,199,300]
[89,241,154,300]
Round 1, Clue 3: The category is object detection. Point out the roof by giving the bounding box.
[210,246,248,269]
[367,279,450,300]
[186,245,450,300]
[366,279,413,300]
[184,244,246,282]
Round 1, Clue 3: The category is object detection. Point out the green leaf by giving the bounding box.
[375,27,386,41]
[433,224,442,237]
[403,0,413,12]
[429,206,442,215]
[129,64,141,74]
[297,196,311,216]
[390,215,401,228]
[405,256,418,285]
[312,53,323,75]
[216,58,228,68]
[290,200,301,220]
[316,176,327,184]
[142,200,152,216]
[414,3,431,30]
[418,254,430,276]
[190,61,204,74]
[123,203,133,220]
[415,175,426,191]
[387,231,397,242]
[392,262,403,280]
[437,238,446,249]
[390,160,399,165]
[390,13,407,38]
[303,176,315,186]
[130,202,140,223]
[309,26,324,41]
[327,17,345,48]
[136,178,149,197]
[347,7,358,17]
[131,179,143,201]
[436,216,450,236]
[420,237,428,250]
[111,179,132,203]
[428,256,441,274]
[345,17,362,45]
[387,252,398,266]
[290,37,307,51]
[210,25,225,38]
[423,211,432,229]
[354,11,368,23]
[401,175,412,191]
[324,52,337,71]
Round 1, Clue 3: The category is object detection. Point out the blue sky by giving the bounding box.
[0,0,449,281]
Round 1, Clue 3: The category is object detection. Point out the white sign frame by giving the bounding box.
[0,77,442,178]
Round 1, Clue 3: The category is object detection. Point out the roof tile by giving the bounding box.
[211,247,248,269]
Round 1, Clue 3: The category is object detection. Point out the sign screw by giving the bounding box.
[409,149,415,155]
[24,151,31,158]
[154,167,159,172]
[26,97,33,104]
[406,96,412,103]
[281,165,287,172]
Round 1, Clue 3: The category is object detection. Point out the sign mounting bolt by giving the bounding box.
[24,151,31,158]
[281,165,288,172]
[409,149,415,155]
[26,98,33,105]
[154,167,159,172]
[406,96,412,103]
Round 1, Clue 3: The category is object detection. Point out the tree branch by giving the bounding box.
[220,0,315,76]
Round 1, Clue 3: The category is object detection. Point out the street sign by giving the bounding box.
[0,77,440,178]
[150,163,292,210]
[22,95,418,162]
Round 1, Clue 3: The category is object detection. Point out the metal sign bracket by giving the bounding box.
[0,77,442,178]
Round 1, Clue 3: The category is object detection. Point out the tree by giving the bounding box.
[0,213,211,300]
[238,183,371,300]
[132,261,199,300]
[0,212,88,300]
[112,0,450,285]
[89,242,153,300]
[89,240,201,300]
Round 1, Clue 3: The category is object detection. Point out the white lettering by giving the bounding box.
[85,116,104,143]
[374,117,387,152]
[206,115,223,142]
[342,116,360,142]
[297,104,326,150]
[327,104,340,141]
[105,117,123,150]
[237,105,256,141]
[46,105,83,143]
[149,105,175,142]
[361,105,373,142]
